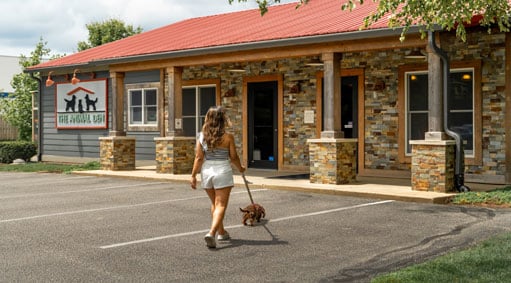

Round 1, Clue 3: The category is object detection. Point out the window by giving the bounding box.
[399,60,481,165]
[128,88,158,126]
[405,71,429,154]
[182,85,216,137]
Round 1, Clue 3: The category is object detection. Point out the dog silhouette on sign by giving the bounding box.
[85,94,98,111]
[64,95,76,112]
[78,99,84,113]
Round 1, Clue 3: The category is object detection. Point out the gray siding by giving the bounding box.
[40,71,110,159]
[40,70,161,161]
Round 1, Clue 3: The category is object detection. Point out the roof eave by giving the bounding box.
[27,25,432,73]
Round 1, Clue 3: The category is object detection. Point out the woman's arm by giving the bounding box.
[227,133,245,173]
[190,140,205,189]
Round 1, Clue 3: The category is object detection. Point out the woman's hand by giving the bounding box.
[190,176,197,189]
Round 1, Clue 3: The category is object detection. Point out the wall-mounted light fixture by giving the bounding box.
[227,65,245,73]
[462,73,472,80]
[405,49,426,59]
[71,69,80,84]
[305,58,324,67]
[45,71,55,87]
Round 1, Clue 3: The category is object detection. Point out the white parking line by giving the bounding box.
[0,189,268,224]
[0,182,166,200]
[99,200,394,249]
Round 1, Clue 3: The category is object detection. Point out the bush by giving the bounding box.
[0,141,37,163]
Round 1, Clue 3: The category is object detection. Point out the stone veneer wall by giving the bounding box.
[154,137,195,174]
[411,140,456,192]
[441,29,507,179]
[164,29,506,182]
[309,139,357,184]
[99,137,136,170]
[183,59,319,168]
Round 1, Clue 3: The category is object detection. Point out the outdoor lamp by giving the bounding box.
[46,71,55,87]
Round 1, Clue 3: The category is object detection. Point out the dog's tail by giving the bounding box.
[239,207,248,213]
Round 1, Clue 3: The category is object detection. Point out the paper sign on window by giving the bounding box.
[55,79,108,129]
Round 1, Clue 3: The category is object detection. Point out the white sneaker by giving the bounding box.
[204,233,216,248]
[217,232,230,241]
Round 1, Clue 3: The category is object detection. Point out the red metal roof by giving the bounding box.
[32,0,388,70]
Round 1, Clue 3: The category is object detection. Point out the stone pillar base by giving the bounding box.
[99,136,136,171]
[411,140,456,193]
[308,138,357,184]
[155,137,195,174]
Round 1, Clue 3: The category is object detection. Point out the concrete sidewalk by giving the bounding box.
[73,167,462,204]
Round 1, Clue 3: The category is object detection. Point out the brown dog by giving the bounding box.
[240,203,266,226]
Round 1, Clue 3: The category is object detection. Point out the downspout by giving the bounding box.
[428,31,470,192]
[29,73,43,162]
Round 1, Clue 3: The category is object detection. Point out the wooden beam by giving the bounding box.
[110,35,426,72]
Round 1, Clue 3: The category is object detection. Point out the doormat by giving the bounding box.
[266,174,310,180]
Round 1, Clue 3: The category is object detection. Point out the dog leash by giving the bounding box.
[241,173,255,205]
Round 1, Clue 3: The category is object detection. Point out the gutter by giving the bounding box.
[26,25,433,73]
[427,31,470,192]
[29,73,43,162]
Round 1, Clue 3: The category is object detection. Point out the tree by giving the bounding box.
[230,0,511,42]
[0,38,51,141]
[77,18,143,51]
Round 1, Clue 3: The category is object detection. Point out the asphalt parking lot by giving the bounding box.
[2,172,511,282]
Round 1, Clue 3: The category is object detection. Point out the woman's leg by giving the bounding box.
[206,186,232,236]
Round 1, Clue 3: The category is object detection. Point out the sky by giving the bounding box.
[0,0,297,58]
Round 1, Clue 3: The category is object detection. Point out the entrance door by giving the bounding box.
[341,76,358,138]
[247,81,278,169]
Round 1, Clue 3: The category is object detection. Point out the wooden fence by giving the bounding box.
[0,118,17,140]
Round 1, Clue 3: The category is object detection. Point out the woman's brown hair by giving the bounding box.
[202,106,230,149]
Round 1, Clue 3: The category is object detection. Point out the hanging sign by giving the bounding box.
[55,79,108,129]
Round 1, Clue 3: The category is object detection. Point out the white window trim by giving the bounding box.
[125,83,159,131]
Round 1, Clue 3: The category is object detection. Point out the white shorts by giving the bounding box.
[201,160,234,189]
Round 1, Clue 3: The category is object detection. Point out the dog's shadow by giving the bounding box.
[217,219,288,250]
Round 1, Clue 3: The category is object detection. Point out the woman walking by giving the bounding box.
[190,106,245,248]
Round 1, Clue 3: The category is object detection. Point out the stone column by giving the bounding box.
[154,67,195,174]
[155,137,195,174]
[99,136,136,171]
[308,138,357,184]
[411,33,455,191]
[99,72,136,170]
[308,53,357,184]
[411,140,456,192]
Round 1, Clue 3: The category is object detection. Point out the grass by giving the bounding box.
[450,186,511,208]
[0,161,100,174]
[371,187,511,282]
[371,232,511,283]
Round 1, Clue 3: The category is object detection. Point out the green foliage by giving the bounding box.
[0,141,37,163]
[451,187,511,206]
[372,232,511,283]
[232,0,511,42]
[77,18,143,51]
[0,161,100,173]
[0,38,51,141]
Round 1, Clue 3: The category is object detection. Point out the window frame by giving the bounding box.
[126,82,160,131]
[181,79,221,137]
[398,60,482,166]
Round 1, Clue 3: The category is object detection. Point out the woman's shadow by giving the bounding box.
[216,219,288,250]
